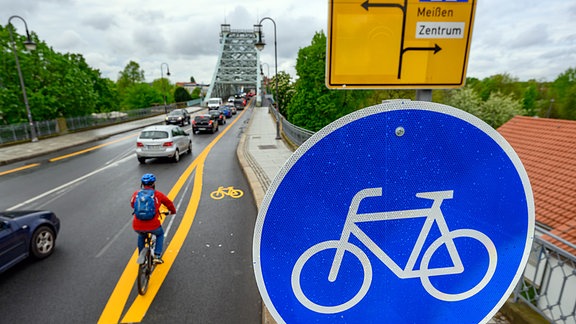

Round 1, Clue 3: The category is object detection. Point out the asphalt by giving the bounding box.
[0,104,511,324]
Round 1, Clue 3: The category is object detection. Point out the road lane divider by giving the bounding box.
[49,133,138,162]
[98,107,249,323]
[0,163,40,176]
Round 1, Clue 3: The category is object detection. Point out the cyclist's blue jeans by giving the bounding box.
[138,226,164,257]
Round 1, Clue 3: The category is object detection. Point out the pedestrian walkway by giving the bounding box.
[0,107,203,165]
[236,106,294,207]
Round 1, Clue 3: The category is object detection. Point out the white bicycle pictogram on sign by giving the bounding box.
[291,188,498,314]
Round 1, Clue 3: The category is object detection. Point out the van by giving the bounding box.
[207,98,223,110]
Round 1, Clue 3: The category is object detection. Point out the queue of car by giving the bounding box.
[134,98,244,165]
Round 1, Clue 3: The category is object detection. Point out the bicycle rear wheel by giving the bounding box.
[137,250,152,295]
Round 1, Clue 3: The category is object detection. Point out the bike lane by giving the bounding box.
[98,108,249,323]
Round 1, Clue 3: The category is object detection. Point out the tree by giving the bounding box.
[472,73,522,102]
[445,87,483,117]
[521,81,539,117]
[551,68,576,119]
[190,87,201,99]
[174,87,192,102]
[269,71,293,116]
[117,61,145,92]
[190,76,196,83]
[0,25,112,122]
[121,83,162,109]
[287,31,372,131]
[151,78,173,104]
[479,92,523,128]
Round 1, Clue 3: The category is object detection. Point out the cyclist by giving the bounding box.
[130,173,176,264]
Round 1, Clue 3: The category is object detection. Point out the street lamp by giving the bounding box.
[546,98,555,118]
[254,18,281,140]
[8,15,38,142]
[160,62,170,114]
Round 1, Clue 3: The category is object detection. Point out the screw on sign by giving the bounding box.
[253,101,534,323]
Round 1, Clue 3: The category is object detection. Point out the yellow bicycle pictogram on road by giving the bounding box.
[210,186,244,200]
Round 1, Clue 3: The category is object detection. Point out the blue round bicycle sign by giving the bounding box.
[253,101,534,323]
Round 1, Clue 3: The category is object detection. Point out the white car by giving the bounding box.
[136,125,192,163]
[207,97,223,110]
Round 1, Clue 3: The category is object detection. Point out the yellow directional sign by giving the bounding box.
[327,0,477,89]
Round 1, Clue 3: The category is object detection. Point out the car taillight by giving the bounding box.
[136,142,144,147]
[209,120,213,125]
[192,120,196,125]
[163,142,174,147]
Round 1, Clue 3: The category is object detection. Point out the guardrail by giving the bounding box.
[514,229,576,323]
[0,99,202,145]
[266,105,315,147]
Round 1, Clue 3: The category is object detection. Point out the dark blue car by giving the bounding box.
[0,210,61,274]
[218,105,233,118]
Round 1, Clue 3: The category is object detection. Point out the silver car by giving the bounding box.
[136,125,192,163]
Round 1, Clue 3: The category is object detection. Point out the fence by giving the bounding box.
[0,99,202,145]
[515,229,576,323]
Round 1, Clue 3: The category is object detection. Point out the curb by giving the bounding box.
[235,107,277,324]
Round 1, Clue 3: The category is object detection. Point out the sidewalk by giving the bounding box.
[0,107,204,165]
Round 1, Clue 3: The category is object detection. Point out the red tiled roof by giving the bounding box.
[498,116,576,246]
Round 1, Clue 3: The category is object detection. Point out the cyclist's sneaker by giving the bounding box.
[153,256,164,264]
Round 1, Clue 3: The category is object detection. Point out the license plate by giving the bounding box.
[146,145,161,150]
[199,128,206,130]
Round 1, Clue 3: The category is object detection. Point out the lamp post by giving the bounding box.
[261,62,270,79]
[260,62,270,103]
[160,63,170,114]
[546,98,555,118]
[8,15,38,142]
[255,18,281,140]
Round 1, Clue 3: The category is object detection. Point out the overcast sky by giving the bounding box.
[2,0,575,85]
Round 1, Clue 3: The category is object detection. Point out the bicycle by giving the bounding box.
[136,211,168,295]
[210,186,243,200]
[291,188,497,314]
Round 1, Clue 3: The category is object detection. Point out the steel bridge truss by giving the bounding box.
[205,24,261,102]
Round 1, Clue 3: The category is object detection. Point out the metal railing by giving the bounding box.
[514,229,576,323]
[0,99,202,145]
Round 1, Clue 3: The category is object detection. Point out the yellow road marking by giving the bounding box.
[98,108,248,323]
[49,133,138,162]
[122,153,206,323]
[0,163,40,176]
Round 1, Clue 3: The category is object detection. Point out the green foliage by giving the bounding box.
[190,87,201,99]
[117,61,144,91]
[446,87,523,128]
[287,31,371,131]
[480,92,523,128]
[522,81,539,116]
[0,24,118,123]
[445,87,483,116]
[470,73,522,101]
[121,83,163,110]
[151,78,174,104]
[268,71,293,116]
[174,87,192,102]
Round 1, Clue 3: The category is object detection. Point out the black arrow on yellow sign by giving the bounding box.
[361,0,405,13]
[402,44,442,55]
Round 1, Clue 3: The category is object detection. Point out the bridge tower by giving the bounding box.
[205,24,261,104]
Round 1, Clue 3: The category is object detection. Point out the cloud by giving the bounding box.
[2,0,575,84]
